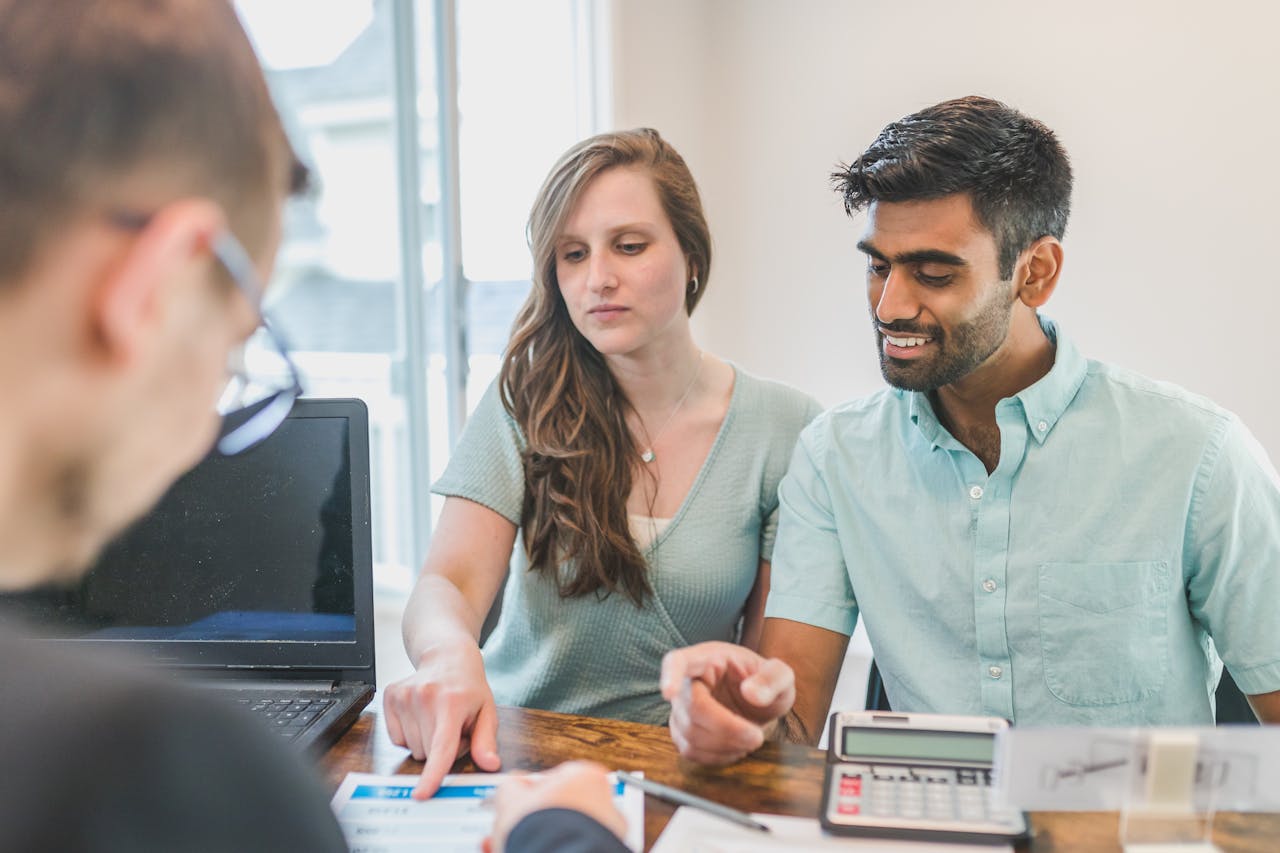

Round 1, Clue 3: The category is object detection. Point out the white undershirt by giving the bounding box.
[628,514,673,551]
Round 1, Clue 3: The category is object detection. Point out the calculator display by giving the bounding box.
[841,729,994,764]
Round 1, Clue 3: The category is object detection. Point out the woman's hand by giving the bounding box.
[382,638,502,799]
[661,641,795,765]
[389,498,519,799]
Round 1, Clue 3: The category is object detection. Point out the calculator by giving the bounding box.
[820,711,1028,845]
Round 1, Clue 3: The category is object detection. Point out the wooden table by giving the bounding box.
[322,705,1280,851]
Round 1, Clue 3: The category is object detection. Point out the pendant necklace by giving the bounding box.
[638,351,704,464]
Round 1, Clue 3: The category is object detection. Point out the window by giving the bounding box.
[236,0,605,592]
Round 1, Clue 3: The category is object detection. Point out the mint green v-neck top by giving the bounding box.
[432,367,821,724]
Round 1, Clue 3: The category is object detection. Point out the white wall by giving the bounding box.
[607,0,1280,719]
[609,0,1280,458]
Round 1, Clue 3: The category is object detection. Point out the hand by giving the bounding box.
[661,641,795,765]
[382,640,501,799]
[484,761,627,853]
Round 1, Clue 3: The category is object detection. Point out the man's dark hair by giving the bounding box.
[0,0,308,285]
[833,96,1072,279]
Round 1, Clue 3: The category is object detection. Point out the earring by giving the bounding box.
[688,276,700,296]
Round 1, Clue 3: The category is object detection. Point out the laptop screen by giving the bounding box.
[3,399,374,671]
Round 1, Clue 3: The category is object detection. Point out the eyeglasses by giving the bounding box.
[107,211,304,456]
[207,231,304,456]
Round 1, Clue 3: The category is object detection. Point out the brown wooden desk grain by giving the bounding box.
[321,704,1280,851]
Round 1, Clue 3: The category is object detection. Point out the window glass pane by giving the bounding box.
[237,0,428,592]
[236,0,599,593]
[455,0,588,412]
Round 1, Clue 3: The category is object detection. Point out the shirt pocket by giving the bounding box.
[1037,561,1170,706]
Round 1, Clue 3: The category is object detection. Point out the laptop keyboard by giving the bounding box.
[234,696,336,741]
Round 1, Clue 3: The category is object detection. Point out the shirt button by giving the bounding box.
[982,579,997,593]
[988,665,1003,679]
[1037,420,1048,432]
[969,485,984,500]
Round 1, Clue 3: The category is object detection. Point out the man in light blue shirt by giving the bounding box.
[663,96,1280,764]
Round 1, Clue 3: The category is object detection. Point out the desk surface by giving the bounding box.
[322,705,1280,852]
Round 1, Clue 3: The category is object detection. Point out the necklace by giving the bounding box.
[637,351,704,464]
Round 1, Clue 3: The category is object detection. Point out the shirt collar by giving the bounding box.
[906,315,1088,447]
[1013,315,1087,444]
[905,388,954,451]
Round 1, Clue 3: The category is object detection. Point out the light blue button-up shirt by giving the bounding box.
[766,318,1280,724]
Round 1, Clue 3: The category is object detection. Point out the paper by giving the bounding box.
[651,807,1011,853]
[331,771,644,852]
[994,726,1280,812]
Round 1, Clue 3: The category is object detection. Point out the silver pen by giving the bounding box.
[615,770,771,833]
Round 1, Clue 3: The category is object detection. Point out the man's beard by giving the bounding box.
[873,282,1015,392]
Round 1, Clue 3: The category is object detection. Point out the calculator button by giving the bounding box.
[926,800,955,818]
[867,801,894,817]
[839,777,862,796]
[836,802,861,815]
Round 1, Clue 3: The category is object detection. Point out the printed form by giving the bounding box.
[332,772,644,852]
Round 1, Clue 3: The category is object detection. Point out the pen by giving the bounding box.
[615,770,771,834]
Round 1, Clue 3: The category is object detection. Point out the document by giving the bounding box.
[331,771,644,853]
[651,807,1011,852]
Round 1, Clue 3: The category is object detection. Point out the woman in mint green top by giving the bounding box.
[382,128,819,798]
[437,368,819,725]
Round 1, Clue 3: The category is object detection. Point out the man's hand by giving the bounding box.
[484,761,627,853]
[382,640,501,799]
[661,641,796,765]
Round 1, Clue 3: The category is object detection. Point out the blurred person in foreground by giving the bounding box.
[0,2,593,850]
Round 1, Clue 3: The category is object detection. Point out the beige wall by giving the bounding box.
[609,0,1280,457]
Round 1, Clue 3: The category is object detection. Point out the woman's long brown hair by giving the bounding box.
[499,128,712,605]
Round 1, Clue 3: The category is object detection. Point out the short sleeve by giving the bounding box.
[764,419,859,636]
[1185,416,1280,695]
[431,381,526,525]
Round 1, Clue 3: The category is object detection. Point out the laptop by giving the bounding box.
[5,398,376,753]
